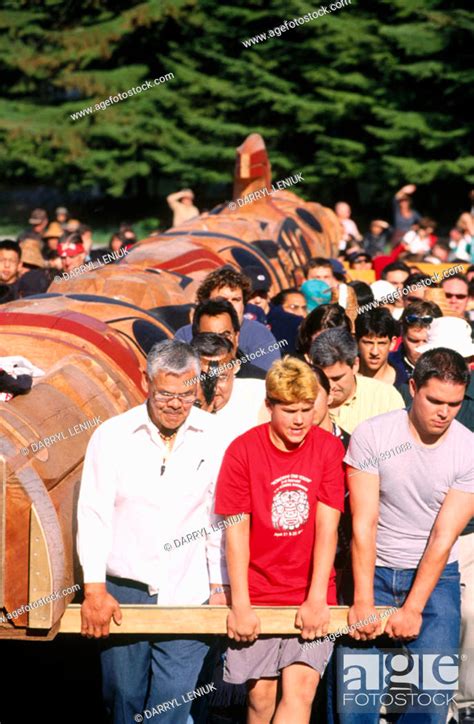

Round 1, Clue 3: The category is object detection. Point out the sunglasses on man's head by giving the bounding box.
[405,314,433,325]
[444,292,468,300]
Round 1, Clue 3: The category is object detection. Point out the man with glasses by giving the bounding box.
[77,339,229,724]
[441,274,473,332]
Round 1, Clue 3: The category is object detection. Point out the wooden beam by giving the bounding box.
[59,605,393,635]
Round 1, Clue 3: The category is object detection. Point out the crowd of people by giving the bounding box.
[1,187,473,723]
[76,256,472,723]
[0,206,136,303]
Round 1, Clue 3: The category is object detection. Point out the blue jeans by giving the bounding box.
[327,562,461,724]
[100,577,213,724]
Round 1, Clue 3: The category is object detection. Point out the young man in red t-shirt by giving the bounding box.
[215,356,345,724]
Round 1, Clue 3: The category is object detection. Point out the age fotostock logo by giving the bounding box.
[339,651,460,713]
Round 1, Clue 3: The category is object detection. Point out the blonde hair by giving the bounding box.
[266,356,318,403]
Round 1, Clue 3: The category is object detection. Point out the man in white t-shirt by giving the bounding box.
[337,348,474,724]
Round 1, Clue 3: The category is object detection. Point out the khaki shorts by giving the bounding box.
[223,635,334,685]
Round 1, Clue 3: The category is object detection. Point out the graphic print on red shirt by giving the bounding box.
[215,423,345,605]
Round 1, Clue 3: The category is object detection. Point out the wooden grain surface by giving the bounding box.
[59,605,394,635]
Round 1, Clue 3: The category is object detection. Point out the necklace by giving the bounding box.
[159,430,177,443]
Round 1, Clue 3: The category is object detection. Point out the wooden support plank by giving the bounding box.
[59,605,393,635]
[28,504,53,629]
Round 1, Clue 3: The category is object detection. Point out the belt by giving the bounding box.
[106,574,151,592]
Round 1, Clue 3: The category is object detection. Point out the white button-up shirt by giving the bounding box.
[77,403,229,605]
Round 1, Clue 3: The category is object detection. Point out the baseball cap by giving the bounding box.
[371,280,397,303]
[55,206,68,215]
[348,252,372,264]
[300,280,332,312]
[57,241,85,258]
[28,208,48,225]
[244,265,271,293]
[416,317,474,358]
[329,258,347,276]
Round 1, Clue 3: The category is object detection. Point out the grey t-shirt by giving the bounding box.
[344,409,474,568]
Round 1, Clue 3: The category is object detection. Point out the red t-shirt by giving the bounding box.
[215,423,345,605]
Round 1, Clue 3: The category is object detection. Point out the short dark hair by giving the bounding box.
[192,298,240,336]
[440,273,469,289]
[348,281,374,309]
[310,328,358,368]
[381,261,410,279]
[404,273,433,289]
[418,217,436,230]
[309,364,331,396]
[271,287,303,306]
[108,231,127,247]
[355,308,399,340]
[295,304,352,355]
[0,239,21,259]
[190,332,233,358]
[196,267,252,305]
[413,349,470,389]
[304,257,333,276]
[400,301,443,333]
[432,240,450,252]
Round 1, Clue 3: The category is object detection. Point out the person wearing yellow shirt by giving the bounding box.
[310,327,404,434]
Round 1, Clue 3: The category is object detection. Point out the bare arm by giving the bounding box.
[225,513,260,642]
[385,489,474,639]
[295,502,340,639]
[167,190,191,208]
[347,467,382,639]
[395,184,416,199]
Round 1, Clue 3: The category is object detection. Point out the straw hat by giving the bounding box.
[20,239,46,268]
[43,221,63,239]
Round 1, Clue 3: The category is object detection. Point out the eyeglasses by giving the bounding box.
[445,293,468,300]
[405,315,433,325]
[151,390,196,404]
[405,296,422,303]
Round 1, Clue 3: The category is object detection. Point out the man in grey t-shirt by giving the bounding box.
[337,348,474,724]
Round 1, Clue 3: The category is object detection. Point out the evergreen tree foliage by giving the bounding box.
[0,0,472,207]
